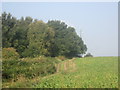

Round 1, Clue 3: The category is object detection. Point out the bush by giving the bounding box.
[2,48,20,60]
[2,56,59,82]
[84,53,93,57]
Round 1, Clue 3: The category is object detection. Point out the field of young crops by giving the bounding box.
[34,57,118,88]
[3,57,118,88]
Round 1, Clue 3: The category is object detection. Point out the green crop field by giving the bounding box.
[34,57,118,88]
[3,57,118,88]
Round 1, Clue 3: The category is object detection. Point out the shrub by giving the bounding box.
[2,56,59,82]
[2,48,20,60]
[84,53,93,57]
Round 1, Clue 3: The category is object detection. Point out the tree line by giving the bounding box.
[2,12,87,58]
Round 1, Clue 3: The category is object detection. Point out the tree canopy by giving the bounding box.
[2,12,87,58]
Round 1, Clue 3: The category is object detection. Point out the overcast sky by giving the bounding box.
[2,2,118,56]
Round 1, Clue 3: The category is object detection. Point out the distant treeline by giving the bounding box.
[2,12,87,58]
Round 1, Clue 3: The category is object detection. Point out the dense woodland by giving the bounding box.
[2,12,87,58]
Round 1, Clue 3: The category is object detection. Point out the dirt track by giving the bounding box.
[56,58,76,73]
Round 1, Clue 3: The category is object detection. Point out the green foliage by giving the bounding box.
[2,12,87,58]
[12,17,32,57]
[26,21,55,57]
[47,20,87,57]
[2,12,32,57]
[2,56,59,83]
[2,48,20,60]
[2,12,17,47]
